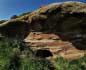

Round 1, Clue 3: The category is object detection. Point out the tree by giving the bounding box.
[11,15,18,19]
[0,20,6,24]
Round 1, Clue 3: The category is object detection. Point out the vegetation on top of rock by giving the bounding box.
[0,20,7,24]
[10,15,18,19]
[19,12,31,17]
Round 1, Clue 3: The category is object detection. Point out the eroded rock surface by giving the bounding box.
[0,1,86,60]
[24,32,84,60]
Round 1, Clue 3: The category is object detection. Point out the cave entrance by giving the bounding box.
[35,49,53,58]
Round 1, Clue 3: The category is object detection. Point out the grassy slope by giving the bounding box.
[0,38,86,70]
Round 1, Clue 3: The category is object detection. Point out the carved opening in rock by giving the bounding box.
[35,49,53,58]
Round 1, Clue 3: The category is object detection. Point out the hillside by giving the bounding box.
[0,1,86,60]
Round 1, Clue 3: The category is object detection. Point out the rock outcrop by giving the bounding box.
[0,1,86,60]
[24,32,84,60]
[0,19,30,39]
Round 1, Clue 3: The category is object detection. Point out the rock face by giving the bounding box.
[24,32,84,60]
[0,1,86,60]
[0,19,30,39]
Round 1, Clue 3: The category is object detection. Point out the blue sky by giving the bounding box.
[0,0,85,20]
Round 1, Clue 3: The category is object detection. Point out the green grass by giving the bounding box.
[0,38,21,70]
[20,58,51,70]
[0,38,86,70]
[55,56,86,70]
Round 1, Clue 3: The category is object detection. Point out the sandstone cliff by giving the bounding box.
[0,1,86,60]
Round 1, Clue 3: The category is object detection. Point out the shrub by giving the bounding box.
[0,20,6,24]
[11,15,18,19]
[0,38,86,70]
